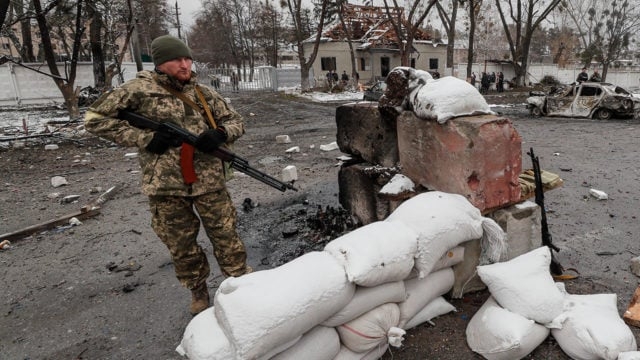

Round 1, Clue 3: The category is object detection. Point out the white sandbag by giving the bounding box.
[397,268,455,328]
[476,246,564,325]
[323,281,406,327]
[214,251,356,360]
[259,337,301,360]
[271,326,340,360]
[334,344,389,360]
[432,246,465,272]
[551,293,637,360]
[618,351,640,360]
[403,296,456,330]
[466,296,550,360]
[324,220,418,287]
[409,74,494,123]
[175,307,234,360]
[405,246,465,280]
[336,303,405,353]
[387,191,506,278]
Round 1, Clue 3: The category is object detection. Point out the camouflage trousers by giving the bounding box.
[148,188,248,290]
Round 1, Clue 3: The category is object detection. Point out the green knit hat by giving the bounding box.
[151,35,193,66]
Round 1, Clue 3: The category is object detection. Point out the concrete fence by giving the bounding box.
[0,63,296,107]
[3,62,640,107]
[449,63,640,90]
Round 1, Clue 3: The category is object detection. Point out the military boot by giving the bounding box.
[189,282,210,316]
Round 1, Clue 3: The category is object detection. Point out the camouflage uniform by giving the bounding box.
[85,70,249,290]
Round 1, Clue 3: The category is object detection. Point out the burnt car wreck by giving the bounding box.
[526,82,640,120]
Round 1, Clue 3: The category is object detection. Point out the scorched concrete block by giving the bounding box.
[336,102,398,167]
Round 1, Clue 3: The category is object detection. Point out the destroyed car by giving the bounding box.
[363,81,387,101]
[526,82,640,120]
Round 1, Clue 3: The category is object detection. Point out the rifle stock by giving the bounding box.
[117,110,297,192]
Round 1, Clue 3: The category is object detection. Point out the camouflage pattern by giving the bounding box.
[149,190,248,289]
[85,70,249,289]
[84,70,245,197]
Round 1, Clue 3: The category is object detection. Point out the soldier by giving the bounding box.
[84,35,252,316]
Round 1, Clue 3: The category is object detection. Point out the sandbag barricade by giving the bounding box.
[471,247,639,359]
[177,191,507,359]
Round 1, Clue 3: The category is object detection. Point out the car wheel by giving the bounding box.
[530,106,543,116]
[595,108,612,120]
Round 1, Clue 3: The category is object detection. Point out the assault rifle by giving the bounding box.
[528,147,563,275]
[118,110,297,192]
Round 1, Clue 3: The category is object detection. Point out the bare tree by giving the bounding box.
[559,0,640,81]
[465,0,482,79]
[494,0,562,86]
[32,0,84,118]
[326,0,357,83]
[255,0,283,67]
[435,0,461,75]
[381,0,438,67]
[0,0,9,28]
[282,0,329,92]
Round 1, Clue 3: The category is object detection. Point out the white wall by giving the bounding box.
[0,62,154,106]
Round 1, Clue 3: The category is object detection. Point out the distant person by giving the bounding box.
[480,72,490,94]
[341,70,349,85]
[326,70,334,87]
[589,69,602,82]
[230,71,240,92]
[497,72,504,92]
[577,67,589,83]
[210,75,220,90]
[470,72,476,87]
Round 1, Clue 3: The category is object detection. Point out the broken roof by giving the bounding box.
[313,4,434,50]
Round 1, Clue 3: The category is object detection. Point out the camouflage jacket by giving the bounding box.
[84,70,245,197]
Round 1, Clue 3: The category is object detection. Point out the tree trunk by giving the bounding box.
[61,84,80,119]
[466,0,477,79]
[18,5,35,61]
[300,64,311,91]
[32,0,81,119]
[0,0,9,29]
[89,7,106,89]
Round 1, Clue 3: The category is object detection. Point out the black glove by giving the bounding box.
[145,131,181,154]
[194,128,227,153]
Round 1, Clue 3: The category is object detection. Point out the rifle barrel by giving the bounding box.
[117,110,297,192]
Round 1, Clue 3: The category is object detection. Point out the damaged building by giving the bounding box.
[302,4,446,85]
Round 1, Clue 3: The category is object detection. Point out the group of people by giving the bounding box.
[471,71,505,94]
[210,72,240,92]
[576,67,602,83]
[326,70,359,88]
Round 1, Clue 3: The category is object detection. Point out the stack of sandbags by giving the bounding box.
[214,251,355,359]
[177,191,507,360]
[467,246,638,360]
[386,191,506,279]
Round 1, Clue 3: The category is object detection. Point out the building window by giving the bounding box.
[359,57,370,71]
[321,57,336,71]
[429,58,438,70]
[2,43,10,50]
[411,58,416,68]
[381,57,390,77]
